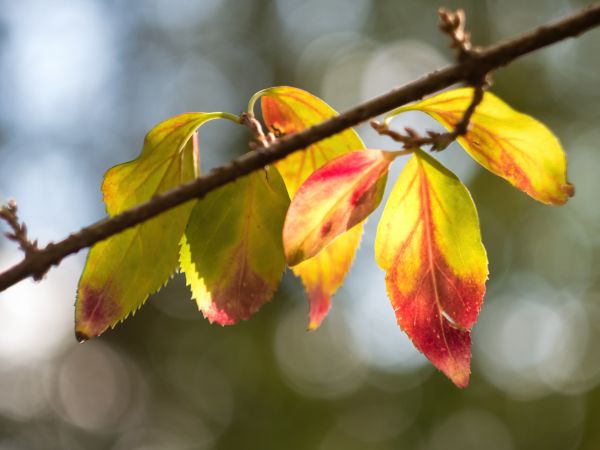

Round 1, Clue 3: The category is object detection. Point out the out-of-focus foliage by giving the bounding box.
[0,0,599,449]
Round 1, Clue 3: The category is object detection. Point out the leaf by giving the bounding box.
[375,150,488,387]
[392,87,573,205]
[284,149,393,266]
[293,225,363,330]
[256,86,366,329]
[76,113,226,341]
[179,166,290,325]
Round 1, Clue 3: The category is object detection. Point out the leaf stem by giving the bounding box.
[388,149,416,158]
[215,112,242,124]
[376,84,486,152]
[247,89,268,116]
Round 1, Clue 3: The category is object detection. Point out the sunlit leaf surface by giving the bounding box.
[393,88,573,205]
[284,149,392,266]
[76,113,224,340]
[257,86,365,329]
[180,167,289,325]
[375,150,488,387]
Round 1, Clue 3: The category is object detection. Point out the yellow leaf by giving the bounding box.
[253,86,365,329]
[375,150,488,387]
[76,113,226,340]
[391,88,573,205]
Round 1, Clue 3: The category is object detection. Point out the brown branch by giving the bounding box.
[449,84,486,135]
[438,8,474,60]
[0,200,39,255]
[1,3,599,292]
[372,9,488,151]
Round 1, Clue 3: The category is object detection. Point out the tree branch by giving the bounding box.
[438,8,475,60]
[0,201,39,261]
[1,3,599,292]
[371,10,488,151]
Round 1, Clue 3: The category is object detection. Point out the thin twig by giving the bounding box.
[0,200,38,255]
[438,8,474,60]
[0,4,599,292]
[0,200,46,280]
[371,82,486,151]
[372,8,487,151]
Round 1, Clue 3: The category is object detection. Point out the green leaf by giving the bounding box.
[76,112,230,340]
[180,166,290,324]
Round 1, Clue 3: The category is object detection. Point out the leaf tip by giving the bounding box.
[562,182,575,199]
[450,369,470,389]
[545,181,575,205]
[74,330,90,343]
[190,261,280,327]
[441,354,471,388]
[284,246,305,267]
[307,318,323,332]
[202,304,237,326]
[76,286,121,340]
[306,288,331,331]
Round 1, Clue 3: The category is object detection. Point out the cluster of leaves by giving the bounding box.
[76,86,572,387]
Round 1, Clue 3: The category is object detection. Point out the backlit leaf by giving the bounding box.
[284,149,393,266]
[375,150,488,387]
[391,88,573,205]
[76,113,226,340]
[179,166,290,325]
[255,86,366,329]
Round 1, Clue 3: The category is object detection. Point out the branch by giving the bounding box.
[370,9,489,151]
[370,82,486,151]
[1,3,599,292]
[0,200,39,259]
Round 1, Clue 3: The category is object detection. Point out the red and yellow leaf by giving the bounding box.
[76,113,226,340]
[392,88,573,205]
[179,166,290,325]
[293,225,363,330]
[284,149,393,266]
[254,86,365,329]
[375,150,488,387]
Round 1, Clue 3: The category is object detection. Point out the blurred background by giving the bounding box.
[0,0,599,448]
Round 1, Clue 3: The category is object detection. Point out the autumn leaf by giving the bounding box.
[76,112,229,341]
[389,87,573,205]
[179,166,289,325]
[252,86,366,329]
[284,149,393,266]
[375,150,488,387]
